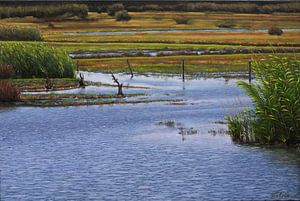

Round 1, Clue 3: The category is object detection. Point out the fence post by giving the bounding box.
[182,59,185,82]
[127,59,134,78]
[248,61,252,83]
[77,61,80,73]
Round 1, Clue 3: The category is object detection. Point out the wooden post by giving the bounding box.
[182,59,185,82]
[77,61,80,73]
[248,61,252,83]
[127,59,134,78]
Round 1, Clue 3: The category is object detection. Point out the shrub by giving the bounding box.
[227,56,300,145]
[268,27,283,35]
[0,25,43,41]
[0,64,15,79]
[0,81,20,102]
[0,42,76,78]
[174,17,190,25]
[107,4,124,16]
[217,20,236,28]
[115,10,131,21]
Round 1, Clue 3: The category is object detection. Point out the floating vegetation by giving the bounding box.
[156,120,198,140]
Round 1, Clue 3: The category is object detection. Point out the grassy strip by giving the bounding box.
[45,31,300,47]
[76,53,300,74]
[11,78,78,92]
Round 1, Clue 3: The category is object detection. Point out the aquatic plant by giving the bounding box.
[0,25,43,41]
[227,56,300,145]
[0,80,20,102]
[0,64,15,79]
[0,42,76,78]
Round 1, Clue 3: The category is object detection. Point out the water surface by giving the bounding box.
[1,73,299,201]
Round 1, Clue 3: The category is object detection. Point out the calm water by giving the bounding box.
[1,73,299,201]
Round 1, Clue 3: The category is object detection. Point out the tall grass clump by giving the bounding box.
[0,25,43,41]
[0,4,88,19]
[226,56,300,146]
[0,64,15,79]
[0,81,20,102]
[0,42,76,78]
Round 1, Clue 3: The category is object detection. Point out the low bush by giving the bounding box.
[107,4,124,16]
[226,56,300,146]
[268,27,283,35]
[115,10,131,21]
[0,42,76,78]
[0,64,15,79]
[174,17,190,25]
[0,81,20,102]
[0,4,88,19]
[0,25,43,41]
[217,20,236,28]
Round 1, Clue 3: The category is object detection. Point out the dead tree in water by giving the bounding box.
[112,74,124,96]
[126,59,134,78]
[45,77,54,90]
[78,73,86,88]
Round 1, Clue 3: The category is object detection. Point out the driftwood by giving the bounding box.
[78,73,86,87]
[112,74,124,96]
[45,77,54,90]
[127,59,134,78]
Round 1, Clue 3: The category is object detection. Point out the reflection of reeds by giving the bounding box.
[0,81,20,102]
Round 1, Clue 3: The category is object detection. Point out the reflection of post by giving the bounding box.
[182,59,185,82]
[127,59,134,78]
[248,61,252,83]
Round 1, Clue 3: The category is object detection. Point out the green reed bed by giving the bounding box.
[0,42,76,78]
[226,55,300,146]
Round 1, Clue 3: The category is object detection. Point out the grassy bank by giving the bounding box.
[76,53,300,74]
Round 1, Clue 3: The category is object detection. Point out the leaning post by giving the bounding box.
[182,59,185,82]
[127,59,134,78]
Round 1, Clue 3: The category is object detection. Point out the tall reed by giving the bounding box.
[0,42,76,78]
[227,56,300,146]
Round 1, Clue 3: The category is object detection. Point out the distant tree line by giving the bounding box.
[95,2,300,14]
[0,2,299,20]
[0,4,88,19]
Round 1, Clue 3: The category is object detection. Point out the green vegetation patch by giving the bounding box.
[226,56,300,146]
[0,42,76,78]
